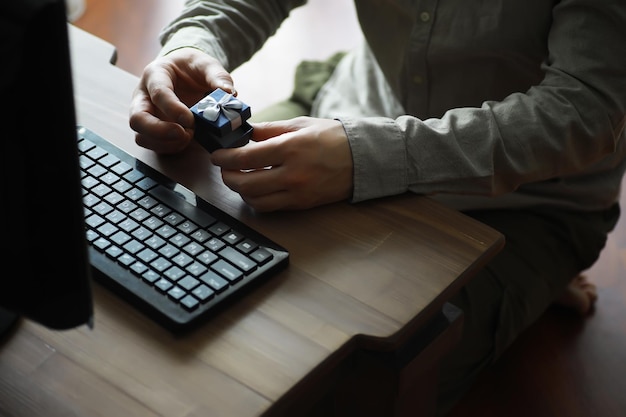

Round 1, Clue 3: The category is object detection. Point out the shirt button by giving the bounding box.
[420,12,430,22]
[412,74,423,84]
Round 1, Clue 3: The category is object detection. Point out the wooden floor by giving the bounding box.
[73,1,626,416]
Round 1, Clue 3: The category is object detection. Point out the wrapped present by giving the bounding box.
[190,88,253,152]
[191,88,252,152]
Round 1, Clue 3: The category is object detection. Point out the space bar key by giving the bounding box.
[149,185,216,228]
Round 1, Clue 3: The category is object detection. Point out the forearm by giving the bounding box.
[158,0,307,70]
[342,0,626,206]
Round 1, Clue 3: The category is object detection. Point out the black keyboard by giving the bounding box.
[77,126,289,333]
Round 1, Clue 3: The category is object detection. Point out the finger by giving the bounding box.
[221,166,317,212]
[144,68,195,128]
[194,56,236,96]
[211,78,237,97]
[249,118,306,141]
[219,167,297,212]
[211,118,314,169]
[210,139,288,171]
[129,88,166,130]
[221,165,286,198]
[219,168,282,212]
[129,90,193,153]
[135,129,193,154]
[240,190,294,212]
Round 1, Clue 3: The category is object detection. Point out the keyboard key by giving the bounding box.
[168,287,186,301]
[130,262,149,275]
[105,245,124,259]
[181,295,200,310]
[164,266,186,281]
[211,259,243,282]
[178,276,200,291]
[205,237,225,252]
[199,272,229,293]
[191,284,214,302]
[155,278,174,293]
[236,239,258,254]
[219,247,256,273]
[250,248,273,265]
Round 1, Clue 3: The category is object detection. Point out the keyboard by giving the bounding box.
[77,126,289,332]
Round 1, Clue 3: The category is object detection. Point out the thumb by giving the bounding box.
[249,119,304,141]
[193,52,237,96]
[217,79,237,96]
[207,72,237,97]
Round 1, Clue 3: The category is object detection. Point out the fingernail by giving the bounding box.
[222,82,237,96]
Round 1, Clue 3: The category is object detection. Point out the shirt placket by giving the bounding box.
[404,0,438,117]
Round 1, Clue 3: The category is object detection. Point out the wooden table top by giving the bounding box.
[0,25,504,417]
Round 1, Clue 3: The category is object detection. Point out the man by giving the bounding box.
[129,0,626,414]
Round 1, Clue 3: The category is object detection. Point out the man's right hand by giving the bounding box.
[129,47,236,154]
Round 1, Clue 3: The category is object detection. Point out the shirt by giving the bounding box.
[159,0,626,212]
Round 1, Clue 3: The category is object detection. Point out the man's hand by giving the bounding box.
[210,117,354,212]
[129,47,236,154]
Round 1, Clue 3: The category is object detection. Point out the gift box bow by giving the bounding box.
[196,90,244,131]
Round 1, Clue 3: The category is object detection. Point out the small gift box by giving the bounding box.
[190,88,253,152]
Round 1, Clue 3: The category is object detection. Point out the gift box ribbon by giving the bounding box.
[197,92,244,131]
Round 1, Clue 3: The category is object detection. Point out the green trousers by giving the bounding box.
[251,56,621,415]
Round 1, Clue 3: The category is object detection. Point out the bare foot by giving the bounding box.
[555,275,598,315]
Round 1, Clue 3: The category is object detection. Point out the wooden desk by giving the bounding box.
[0,26,504,417]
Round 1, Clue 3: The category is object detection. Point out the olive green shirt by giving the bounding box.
[159,0,626,211]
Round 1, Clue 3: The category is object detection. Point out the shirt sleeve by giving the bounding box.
[343,0,626,207]
[157,0,307,71]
